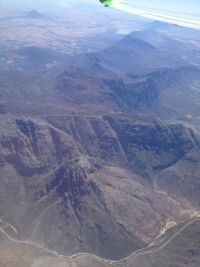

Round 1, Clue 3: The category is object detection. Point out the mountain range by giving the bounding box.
[0,8,200,267]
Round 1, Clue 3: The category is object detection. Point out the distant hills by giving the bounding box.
[26,9,44,19]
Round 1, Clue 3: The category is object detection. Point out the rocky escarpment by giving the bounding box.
[104,66,200,118]
[0,115,200,259]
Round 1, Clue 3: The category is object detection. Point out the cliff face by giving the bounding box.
[0,115,200,259]
[104,66,200,118]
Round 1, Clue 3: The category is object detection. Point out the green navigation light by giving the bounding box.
[99,0,113,7]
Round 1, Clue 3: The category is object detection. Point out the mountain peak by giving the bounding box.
[26,9,43,19]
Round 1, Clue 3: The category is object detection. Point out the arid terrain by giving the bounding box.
[0,0,200,266]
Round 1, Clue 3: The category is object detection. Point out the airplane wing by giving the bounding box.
[99,0,200,30]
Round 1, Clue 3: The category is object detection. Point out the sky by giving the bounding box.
[125,0,200,14]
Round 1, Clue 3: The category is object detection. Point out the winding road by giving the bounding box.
[0,215,200,266]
